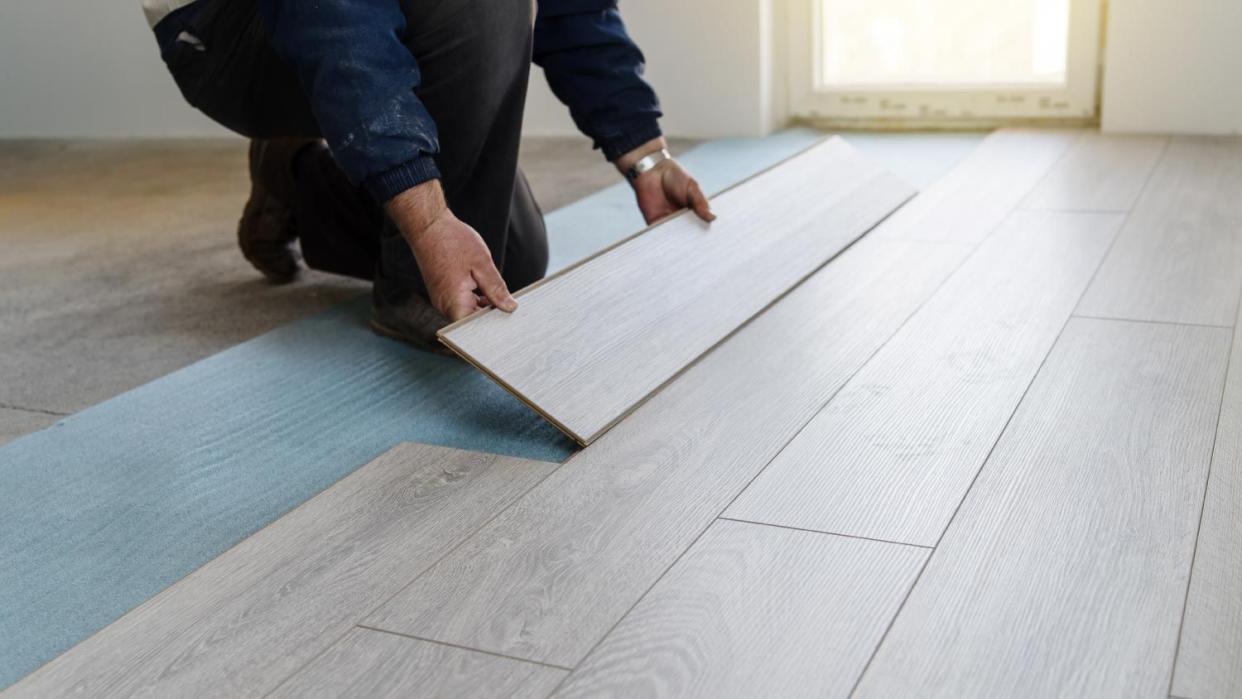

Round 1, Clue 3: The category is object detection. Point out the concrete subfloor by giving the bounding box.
[0,135,698,446]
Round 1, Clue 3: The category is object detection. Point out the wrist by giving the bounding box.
[386,179,450,242]
[614,136,668,176]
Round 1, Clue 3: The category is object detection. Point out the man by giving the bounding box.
[142,0,715,351]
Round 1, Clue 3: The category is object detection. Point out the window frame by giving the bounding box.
[786,0,1103,125]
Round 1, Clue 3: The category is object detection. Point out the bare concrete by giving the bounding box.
[0,135,681,445]
[0,407,62,445]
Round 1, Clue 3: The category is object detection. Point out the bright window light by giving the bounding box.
[819,0,1071,89]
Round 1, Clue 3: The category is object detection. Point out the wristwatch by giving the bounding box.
[624,147,672,181]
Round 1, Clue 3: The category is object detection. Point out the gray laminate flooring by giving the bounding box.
[10,130,1242,698]
[441,137,916,445]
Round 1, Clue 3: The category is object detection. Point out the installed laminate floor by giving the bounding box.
[11,131,1242,698]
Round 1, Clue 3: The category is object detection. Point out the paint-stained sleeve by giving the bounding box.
[259,0,440,203]
[533,0,664,161]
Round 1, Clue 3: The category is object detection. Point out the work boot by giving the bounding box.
[237,138,321,284]
[369,285,455,357]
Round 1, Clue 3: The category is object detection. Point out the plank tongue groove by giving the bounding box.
[870,129,1078,243]
[366,237,971,667]
[1172,298,1242,698]
[438,137,915,445]
[554,521,926,699]
[726,210,1123,546]
[1075,136,1242,326]
[854,319,1230,698]
[7,444,557,698]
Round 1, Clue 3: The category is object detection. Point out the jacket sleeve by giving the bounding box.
[259,0,440,202]
[533,0,663,161]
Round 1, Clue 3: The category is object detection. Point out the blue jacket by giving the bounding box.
[251,0,663,202]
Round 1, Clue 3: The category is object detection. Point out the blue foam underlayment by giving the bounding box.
[0,128,847,686]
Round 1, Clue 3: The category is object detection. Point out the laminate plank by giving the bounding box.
[6,444,556,698]
[1172,301,1242,698]
[439,137,916,445]
[366,237,973,667]
[870,128,1078,243]
[855,318,1231,698]
[1076,136,1242,326]
[268,628,565,699]
[726,210,1122,545]
[554,520,926,699]
[1021,133,1168,211]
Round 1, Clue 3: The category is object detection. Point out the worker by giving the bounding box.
[142,0,715,351]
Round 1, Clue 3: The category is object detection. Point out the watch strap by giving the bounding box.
[625,148,672,181]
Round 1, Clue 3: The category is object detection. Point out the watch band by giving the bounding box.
[624,147,672,181]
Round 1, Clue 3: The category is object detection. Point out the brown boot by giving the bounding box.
[237,139,321,284]
[369,283,455,357]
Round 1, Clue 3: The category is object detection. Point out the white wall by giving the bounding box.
[0,1,778,140]
[1102,0,1242,135]
[0,3,228,137]
[525,0,784,139]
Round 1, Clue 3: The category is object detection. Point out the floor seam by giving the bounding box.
[354,625,574,671]
[845,131,1160,697]
[716,517,933,549]
[544,229,988,698]
[1164,305,1236,697]
[261,456,580,698]
[1071,314,1232,330]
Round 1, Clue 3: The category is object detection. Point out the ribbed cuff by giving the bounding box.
[599,121,664,162]
[365,155,442,203]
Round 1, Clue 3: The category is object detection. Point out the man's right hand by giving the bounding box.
[386,180,518,322]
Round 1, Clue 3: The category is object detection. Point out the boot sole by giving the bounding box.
[368,319,457,358]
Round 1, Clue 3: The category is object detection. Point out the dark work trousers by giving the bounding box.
[160,0,549,303]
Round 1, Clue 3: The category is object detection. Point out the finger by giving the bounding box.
[472,264,518,313]
[444,289,480,322]
[687,180,716,222]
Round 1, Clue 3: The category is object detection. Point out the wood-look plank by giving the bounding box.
[1021,133,1168,211]
[1172,300,1242,698]
[554,520,926,699]
[870,128,1078,243]
[269,628,565,699]
[7,444,556,698]
[726,210,1122,545]
[439,137,915,445]
[366,237,973,667]
[1076,136,1242,326]
[855,318,1230,698]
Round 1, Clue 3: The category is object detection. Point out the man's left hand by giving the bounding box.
[616,138,716,225]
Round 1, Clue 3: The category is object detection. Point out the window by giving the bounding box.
[787,0,1101,124]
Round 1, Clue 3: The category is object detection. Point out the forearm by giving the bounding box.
[259,0,441,202]
[533,1,663,161]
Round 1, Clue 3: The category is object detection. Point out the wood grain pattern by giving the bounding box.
[440,137,915,445]
[726,211,1122,545]
[269,628,565,699]
[871,129,1078,243]
[1172,301,1242,698]
[1076,136,1242,326]
[554,520,926,699]
[855,318,1230,698]
[366,237,972,667]
[7,444,555,698]
[1021,133,1168,211]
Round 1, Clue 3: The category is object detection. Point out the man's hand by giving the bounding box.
[616,137,716,225]
[386,180,517,322]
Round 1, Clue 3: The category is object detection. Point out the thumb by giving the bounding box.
[472,264,518,313]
